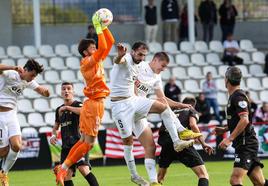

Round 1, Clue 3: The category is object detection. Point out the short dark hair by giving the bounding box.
[182,97,196,107]
[225,66,242,86]
[24,58,44,74]
[61,82,73,87]
[132,41,149,51]
[78,39,96,57]
[88,24,94,30]
[153,52,169,63]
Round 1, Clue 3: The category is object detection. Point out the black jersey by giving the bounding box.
[226,89,258,148]
[158,109,199,146]
[55,100,83,149]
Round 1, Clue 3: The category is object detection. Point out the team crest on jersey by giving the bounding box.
[238,101,247,108]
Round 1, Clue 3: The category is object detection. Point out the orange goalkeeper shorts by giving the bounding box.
[80,98,104,137]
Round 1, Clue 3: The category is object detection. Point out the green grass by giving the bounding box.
[9,160,268,186]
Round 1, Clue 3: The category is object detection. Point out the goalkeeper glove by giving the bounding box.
[92,13,102,34]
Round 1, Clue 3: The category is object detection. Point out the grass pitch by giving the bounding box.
[9,160,268,186]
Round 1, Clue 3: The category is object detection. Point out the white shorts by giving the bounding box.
[0,110,21,148]
[111,96,155,138]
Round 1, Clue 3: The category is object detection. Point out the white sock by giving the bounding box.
[168,107,186,132]
[2,148,19,173]
[144,158,157,183]
[160,108,180,142]
[123,145,138,177]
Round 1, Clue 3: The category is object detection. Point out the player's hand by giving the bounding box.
[202,143,214,155]
[49,135,57,145]
[59,106,69,115]
[116,43,127,58]
[14,66,24,73]
[178,103,192,109]
[213,127,227,136]
[218,138,232,150]
[92,13,102,34]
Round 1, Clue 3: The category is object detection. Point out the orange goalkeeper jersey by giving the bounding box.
[80,28,115,99]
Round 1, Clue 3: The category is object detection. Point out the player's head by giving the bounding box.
[182,97,196,107]
[131,41,148,64]
[78,38,96,57]
[225,66,242,87]
[61,82,74,100]
[150,52,169,74]
[22,59,44,82]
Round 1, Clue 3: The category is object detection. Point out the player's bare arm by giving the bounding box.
[219,113,249,150]
[50,122,60,145]
[213,126,229,136]
[59,106,81,115]
[113,43,127,64]
[155,88,191,109]
[34,86,50,97]
[189,117,214,155]
[0,64,24,74]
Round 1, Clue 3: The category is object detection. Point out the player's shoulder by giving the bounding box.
[72,100,83,107]
[56,104,65,111]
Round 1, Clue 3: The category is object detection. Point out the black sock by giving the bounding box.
[64,180,74,186]
[198,178,209,186]
[264,179,268,186]
[85,172,99,186]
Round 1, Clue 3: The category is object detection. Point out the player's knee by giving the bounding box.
[230,174,242,185]
[144,143,156,157]
[0,146,9,157]
[11,142,22,152]
[78,165,90,177]
[251,179,265,186]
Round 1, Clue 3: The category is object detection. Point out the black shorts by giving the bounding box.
[234,145,264,175]
[158,144,204,168]
[61,148,91,177]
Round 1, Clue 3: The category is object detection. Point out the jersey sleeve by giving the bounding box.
[189,109,199,122]
[55,107,60,123]
[27,80,39,89]
[233,95,249,116]
[101,28,115,60]
[154,75,163,90]
[74,101,83,108]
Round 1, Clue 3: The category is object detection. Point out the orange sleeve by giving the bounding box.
[91,33,107,65]
[101,28,115,59]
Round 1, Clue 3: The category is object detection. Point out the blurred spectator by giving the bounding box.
[145,0,158,43]
[179,4,198,42]
[222,33,243,66]
[161,0,180,43]
[198,0,217,43]
[245,91,258,115]
[219,0,238,42]
[86,24,98,47]
[254,102,268,123]
[164,77,181,102]
[202,72,221,123]
[264,53,268,75]
[195,92,211,123]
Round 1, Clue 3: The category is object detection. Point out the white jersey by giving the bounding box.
[110,53,139,97]
[0,70,39,109]
[135,61,162,97]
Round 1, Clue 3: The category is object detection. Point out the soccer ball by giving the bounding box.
[96,8,113,27]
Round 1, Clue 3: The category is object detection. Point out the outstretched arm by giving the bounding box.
[113,43,127,64]
[102,28,115,59]
[0,64,23,74]
[34,85,50,97]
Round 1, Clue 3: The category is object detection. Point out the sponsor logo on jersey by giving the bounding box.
[238,101,247,108]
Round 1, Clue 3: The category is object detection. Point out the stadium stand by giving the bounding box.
[0,39,266,131]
